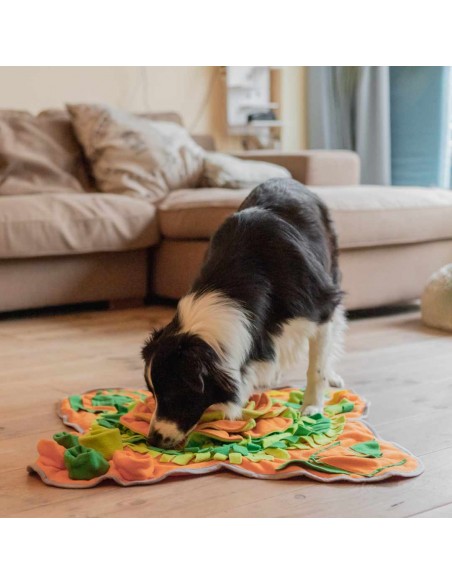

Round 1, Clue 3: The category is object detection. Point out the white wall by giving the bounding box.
[280,67,308,150]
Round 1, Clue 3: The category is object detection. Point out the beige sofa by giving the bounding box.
[1,110,452,313]
[153,176,452,310]
[0,108,163,313]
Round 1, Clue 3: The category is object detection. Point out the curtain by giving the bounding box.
[390,66,451,188]
[308,66,451,188]
[308,66,391,185]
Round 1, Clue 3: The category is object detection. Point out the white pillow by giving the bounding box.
[202,152,291,189]
[421,264,452,332]
[67,103,205,203]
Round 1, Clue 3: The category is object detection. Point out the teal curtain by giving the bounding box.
[390,66,451,187]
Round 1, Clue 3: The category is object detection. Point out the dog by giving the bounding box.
[142,178,346,449]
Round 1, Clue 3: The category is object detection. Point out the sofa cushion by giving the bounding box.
[0,193,159,259]
[158,188,249,240]
[67,104,205,203]
[158,185,452,249]
[0,109,93,196]
[317,185,452,248]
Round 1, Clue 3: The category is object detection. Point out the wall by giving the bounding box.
[0,66,307,151]
[280,66,308,150]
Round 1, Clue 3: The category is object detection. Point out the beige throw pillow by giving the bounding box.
[202,152,291,189]
[0,110,91,196]
[67,104,205,203]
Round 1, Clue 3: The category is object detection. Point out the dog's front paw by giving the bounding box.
[301,404,323,416]
[328,372,345,388]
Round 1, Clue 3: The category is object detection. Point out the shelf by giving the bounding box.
[227,84,254,89]
[248,120,283,127]
[226,66,280,130]
[239,102,279,110]
[228,120,284,136]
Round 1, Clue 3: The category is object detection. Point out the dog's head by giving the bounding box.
[141,325,235,449]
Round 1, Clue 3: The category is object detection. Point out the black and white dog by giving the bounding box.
[142,178,346,449]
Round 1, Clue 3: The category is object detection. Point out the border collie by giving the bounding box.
[142,178,346,449]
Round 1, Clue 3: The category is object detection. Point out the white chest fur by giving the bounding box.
[243,317,317,394]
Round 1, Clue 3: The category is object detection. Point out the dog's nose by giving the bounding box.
[147,429,176,449]
[147,429,164,447]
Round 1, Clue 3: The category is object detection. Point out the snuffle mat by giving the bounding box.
[27,386,423,487]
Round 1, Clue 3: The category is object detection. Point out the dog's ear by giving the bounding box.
[179,340,208,394]
[185,363,205,394]
[141,327,164,363]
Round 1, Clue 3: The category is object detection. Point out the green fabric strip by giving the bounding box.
[350,440,383,458]
[53,432,79,449]
[324,398,355,416]
[64,445,109,480]
[68,395,85,412]
[277,457,352,475]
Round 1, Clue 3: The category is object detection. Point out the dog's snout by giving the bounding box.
[147,429,165,447]
[147,428,178,449]
[147,417,187,449]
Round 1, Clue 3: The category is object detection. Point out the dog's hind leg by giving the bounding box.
[301,322,331,415]
[302,306,347,415]
[326,304,347,389]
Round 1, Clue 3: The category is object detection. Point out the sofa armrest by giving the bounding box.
[233,149,361,186]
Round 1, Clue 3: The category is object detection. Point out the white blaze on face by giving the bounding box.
[145,360,154,392]
[150,418,186,444]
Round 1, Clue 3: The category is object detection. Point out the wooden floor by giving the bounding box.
[1,303,451,517]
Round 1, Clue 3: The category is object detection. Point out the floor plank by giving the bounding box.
[411,502,452,517]
[1,304,451,517]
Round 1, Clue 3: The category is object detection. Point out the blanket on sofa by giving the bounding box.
[27,386,423,487]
